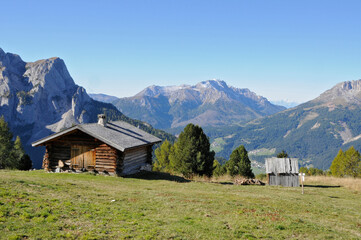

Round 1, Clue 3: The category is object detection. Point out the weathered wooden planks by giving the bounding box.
[41,129,153,175]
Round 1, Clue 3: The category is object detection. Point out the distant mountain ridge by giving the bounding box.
[213,79,361,169]
[89,93,118,103]
[106,80,285,130]
[0,48,174,168]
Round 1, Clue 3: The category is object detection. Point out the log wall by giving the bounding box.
[94,144,120,174]
[122,146,149,175]
[41,129,153,175]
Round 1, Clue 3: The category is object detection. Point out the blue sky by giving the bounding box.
[1,0,361,103]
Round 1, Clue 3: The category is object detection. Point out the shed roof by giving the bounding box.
[265,157,299,174]
[32,121,162,151]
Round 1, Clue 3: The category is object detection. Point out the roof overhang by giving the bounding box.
[32,125,162,152]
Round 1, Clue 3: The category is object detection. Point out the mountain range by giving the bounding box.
[91,80,286,130]
[92,79,361,170]
[0,48,173,168]
[209,80,361,169]
[2,48,361,170]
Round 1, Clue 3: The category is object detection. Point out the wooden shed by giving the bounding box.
[32,114,161,176]
[265,157,299,187]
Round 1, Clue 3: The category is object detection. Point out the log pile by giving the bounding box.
[234,178,265,185]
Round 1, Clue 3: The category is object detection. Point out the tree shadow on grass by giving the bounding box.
[304,184,341,188]
[218,182,234,185]
[124,171,191,183]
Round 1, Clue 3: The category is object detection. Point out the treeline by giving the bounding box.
[299,146,361,178]
[0,116,32,170]
[153,123,254,178]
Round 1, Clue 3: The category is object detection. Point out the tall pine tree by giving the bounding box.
[169,124,214,178]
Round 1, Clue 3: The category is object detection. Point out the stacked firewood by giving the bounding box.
[234,178,265,185]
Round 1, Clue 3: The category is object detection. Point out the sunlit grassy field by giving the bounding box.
[1,170,360,239]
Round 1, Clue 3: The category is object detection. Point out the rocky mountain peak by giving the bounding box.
[0,49,26,75]
[196,79,229,91]
[0,49,95,150]
[24,57,75,92]
[315,80,361,106]
[339,80,361,91]
[0,48,5,58]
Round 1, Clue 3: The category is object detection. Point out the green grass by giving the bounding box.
[1,170,360,239]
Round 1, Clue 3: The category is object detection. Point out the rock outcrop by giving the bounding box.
[0,48,123,167]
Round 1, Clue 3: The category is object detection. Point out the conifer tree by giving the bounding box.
[277,150,288,158]
[153,140,172,172]
[227,145,254,178]
[330,147,361,178]
[12,136,24,163]
[169,124,214,178]
[19,154,32,171]
[0,116,14,169]
[0,117,32,170]
[213,159,226,177]
[330,149,345,177]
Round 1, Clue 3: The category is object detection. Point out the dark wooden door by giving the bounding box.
[71,145,95,170]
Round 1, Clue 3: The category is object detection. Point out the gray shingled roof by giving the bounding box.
[32,121,162,151]
[265,157,299,174]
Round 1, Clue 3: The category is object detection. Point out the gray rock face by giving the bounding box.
[314,80,361,106]
[112,80,286,129]
[0,48,121,167]
[0,49,92,141]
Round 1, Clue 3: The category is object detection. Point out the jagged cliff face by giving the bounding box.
[111,80,286,129]
[0,49,124,167]
[0,48,95,143]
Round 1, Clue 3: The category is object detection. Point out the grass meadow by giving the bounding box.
[0,170,360,239]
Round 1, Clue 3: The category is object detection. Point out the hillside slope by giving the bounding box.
[0,48,173,168]
[109,80,285,130]
[216,80,361,169]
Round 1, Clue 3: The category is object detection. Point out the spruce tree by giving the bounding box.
[169,124,215,178]
[227,145,254,178]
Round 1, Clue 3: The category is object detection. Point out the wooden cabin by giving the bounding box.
[32,114,161,176]
[265,157,299,187]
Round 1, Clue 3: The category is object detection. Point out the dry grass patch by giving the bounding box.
[305,175,361,193]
